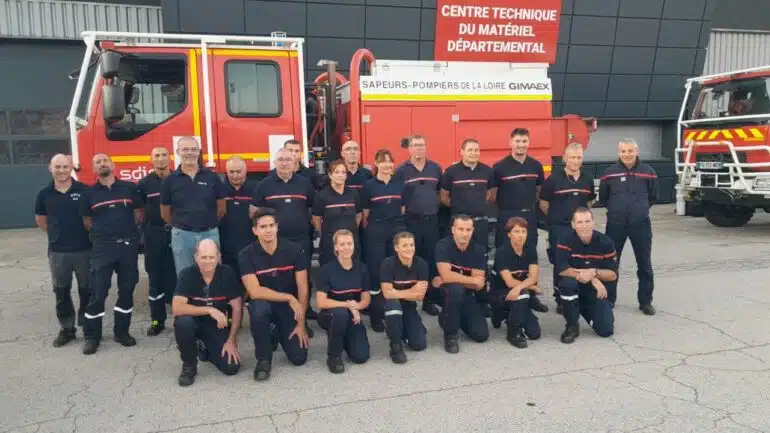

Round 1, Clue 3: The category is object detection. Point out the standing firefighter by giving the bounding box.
[137,147,176,337]
[34,154,92,347]
[218,156,258,291]
[79,153,144,355]
[598,139,658,315]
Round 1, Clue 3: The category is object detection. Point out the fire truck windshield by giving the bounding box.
[691,76,770,122]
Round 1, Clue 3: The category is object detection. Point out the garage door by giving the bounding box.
[583,121,663,161]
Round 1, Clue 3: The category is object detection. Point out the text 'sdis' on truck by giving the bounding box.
[66,7,596,187]
[676,66,770,227]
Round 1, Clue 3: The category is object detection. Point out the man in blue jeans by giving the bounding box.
[160,136,227,275]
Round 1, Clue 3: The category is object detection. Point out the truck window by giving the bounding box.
[692,77,770,120]
[106,55,187,141]
[225,60,281,117]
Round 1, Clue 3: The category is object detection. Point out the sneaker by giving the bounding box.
[389,342,408,364]
[113,333,137,347]
[327,356,345,374]
[178,363,197,387]
[146,320,165,336]
[53,328,76,347]
[253,359,272,381]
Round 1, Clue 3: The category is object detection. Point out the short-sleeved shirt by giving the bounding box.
[494,242,538,283]
[253,172,315,239]
[345,166,373,192]
[316,260,370,302]
[434,235,487,277]
[237,239,307,296]
[441,162,494,217]
[80,179,142,243]
[174,264,242,322]
[360,177,404,224]
[539,168,596,226]
[492,155,545,211]
[380,255,429,290]
[269,164,323,190]
[218,179,258,254]
[394,160,443,217]
[554,229,618,276]
[137,172,167,227]
[312,186,362,235]
[160,167,225,231]
[35,180,92,253]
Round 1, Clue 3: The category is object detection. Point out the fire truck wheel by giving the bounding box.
[703,203,754,228]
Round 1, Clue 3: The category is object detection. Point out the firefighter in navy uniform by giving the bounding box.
[394,134,443,316]
[491,128,548,313]
[239,208,310,381]
[137,147,177,337]
[553,207,617,344]
[539,142,596,313]
[283,138,324,190]
[219,156,258,291]
[360,149,405,333]
[440,138,495,316]
[597,139,658,315]
[433,215,490,354]
[491,217,542,349]
[340,140,373,263]
[79,153,144,355]
[315,229,371,374]
[380,231,429,364]
[312,159,363,266]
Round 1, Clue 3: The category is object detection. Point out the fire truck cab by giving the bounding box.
[68,30,596,187]
[676,65,770,227]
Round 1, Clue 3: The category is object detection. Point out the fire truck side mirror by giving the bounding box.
[102,84,126,122]
[100,51,121,79]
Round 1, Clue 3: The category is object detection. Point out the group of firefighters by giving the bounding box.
[34,128,659,387]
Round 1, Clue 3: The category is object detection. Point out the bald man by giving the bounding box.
[219,156,259,291]
[34,154,92,347]
[137,147,177,336]
[172,239,243,387]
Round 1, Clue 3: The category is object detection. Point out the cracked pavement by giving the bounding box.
[2,205,770,433]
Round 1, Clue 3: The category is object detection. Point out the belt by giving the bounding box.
[173,224,216,233]
[499,208,534,213]
[405,213,437,220]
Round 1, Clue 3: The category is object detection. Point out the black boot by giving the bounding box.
[114,333,137,347]
[421,300,440,316]
[529,294,549,313]
[389,341,408,364]
[53,328,76,347]
[639,303,656,315]
[370,317,385,333]
[560,325,579,344]
[147,320,165,336]
[82,339,100,355]
[507,326,528,349]
[178,363,197,387]
[327,355,345,373]
[444,334,459,354]
[254,359,272,381]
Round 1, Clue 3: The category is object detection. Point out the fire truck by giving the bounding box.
[66,30,596,184]
[676,65,770,227]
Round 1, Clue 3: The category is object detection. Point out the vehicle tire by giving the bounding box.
[703,204,754,227]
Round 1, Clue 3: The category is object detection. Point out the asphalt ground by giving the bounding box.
[2,205,770,433]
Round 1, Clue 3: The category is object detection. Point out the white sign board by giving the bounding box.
[359,76,552,100]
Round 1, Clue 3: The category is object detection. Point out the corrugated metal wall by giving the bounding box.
[0,0,162,40]
[703,29,770,74]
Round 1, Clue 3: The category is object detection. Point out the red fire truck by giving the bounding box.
[67,30,596,184]
[676,65,770,227]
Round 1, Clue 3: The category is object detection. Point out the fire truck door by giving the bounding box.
[361,106,412,166]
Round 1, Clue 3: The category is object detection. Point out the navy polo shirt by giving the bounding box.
[137,172,167,227]
[440,162,494,217]
[174,263,242,321]
[598,159,659,226]
[237,238,307,296]
[312,186,362,235]
[380,255,429,290]
[160,167,225,231]
[394,160,442,217]
[80,179,142,243]
[316,260,370,302]
[494,242,538,283]
[219,179,258,252]
[434,235,487,277]
[254,172,315,239]
[540,168,596,226]
[269,165,323,190]
[360,177,404,224]
[492,155,545,211]
[554,229,618,275]
[345,166,373,192]
[34,180,91,253]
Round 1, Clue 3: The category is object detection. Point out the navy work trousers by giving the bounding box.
[490,279,541,339]
[439,283,489,342]
[317,307,370,363]
[144,225,176,324]
[558,277,614,337]
[547,223,573,303]
[605,218,654,305]
[364,220,405,325]
[174,315,240,375]
[48,250,91,330]
[248,299,308,365]
[384,298,428,350]
[405,214,442,305]
[84,239,140,340]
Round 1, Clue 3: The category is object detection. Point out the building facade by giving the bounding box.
[0,0,766,228]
